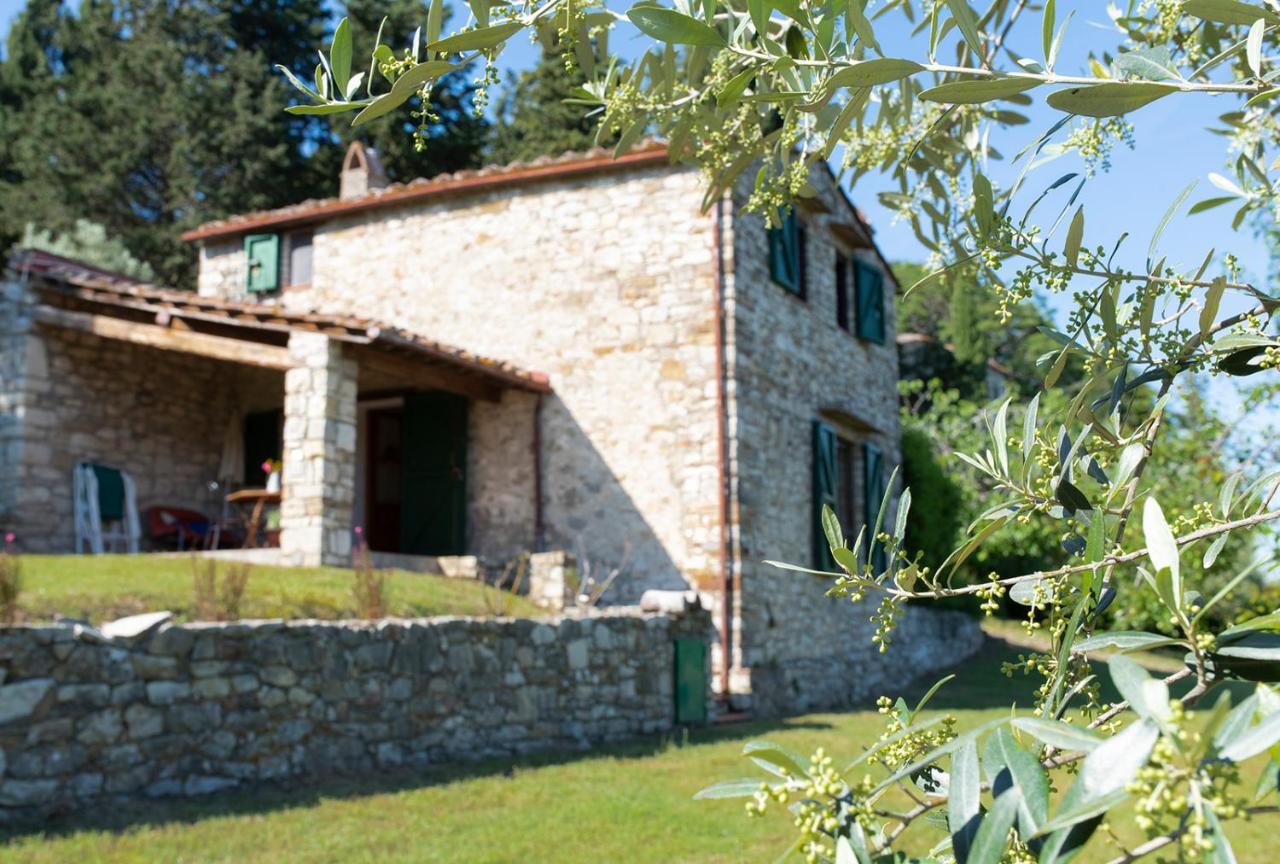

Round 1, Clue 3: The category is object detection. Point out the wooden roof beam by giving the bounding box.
[32,304,293,370]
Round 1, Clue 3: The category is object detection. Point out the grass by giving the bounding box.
[11,554,542,623]
[0,624,1271,863]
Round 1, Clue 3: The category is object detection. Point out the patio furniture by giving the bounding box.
[73,462,141,554]
[224,488,282,548]
[145,506,212,551]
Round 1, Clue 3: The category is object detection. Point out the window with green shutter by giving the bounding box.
[863,442,887,572]
[768,211,806,298]
[244,233,280,294]
[813,421,838,570]
[854,260,885,343]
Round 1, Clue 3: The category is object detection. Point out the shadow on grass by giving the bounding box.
[0,713,835,843]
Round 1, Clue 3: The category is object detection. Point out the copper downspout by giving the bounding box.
[712,195,733,693]
[533,393,545,551]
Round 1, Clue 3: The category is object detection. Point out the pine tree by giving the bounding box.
[489,41,603,164]
[0,0,490,287]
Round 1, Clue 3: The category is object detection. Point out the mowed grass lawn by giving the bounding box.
[1,625,1272,863]
[12,554,541,623]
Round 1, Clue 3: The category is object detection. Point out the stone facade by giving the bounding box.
[0,607,713,821]
[723,169,919,710]
[197,164,721,602]
[186,154,984,710]
[1,149,986,714]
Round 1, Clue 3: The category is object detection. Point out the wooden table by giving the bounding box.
[224,488,281,547]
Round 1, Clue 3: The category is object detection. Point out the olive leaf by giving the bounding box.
[1046,82,1177,117]
[920,77,1041,104]
[627,8,725,47]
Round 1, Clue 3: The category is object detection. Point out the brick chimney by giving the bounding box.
[339,141,389,200]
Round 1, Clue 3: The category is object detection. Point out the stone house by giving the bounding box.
[0,142,944,710]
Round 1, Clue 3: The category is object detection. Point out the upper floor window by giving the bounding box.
[767,211,806,299]
[854,259,885,343]
[243,229,313,294]
[284,230,313,288]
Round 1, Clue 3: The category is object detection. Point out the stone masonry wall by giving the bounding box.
[196,165,721,602]
[0,281,32,532]
[0,284,284,551]
[0,608,713,821]
[726,168,940,711]
[280,333,358,567]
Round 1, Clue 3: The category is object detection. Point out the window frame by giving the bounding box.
[282,229,314,290]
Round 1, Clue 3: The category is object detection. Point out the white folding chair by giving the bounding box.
[73,462,140,554]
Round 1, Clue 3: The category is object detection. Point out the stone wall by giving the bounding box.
[725,168,916,710]
[744,607,984,716]
[0,607,713,821]
[280,333,358,567]
[0,281,32,532]
[0,284,284,551]
[196,165,721,602]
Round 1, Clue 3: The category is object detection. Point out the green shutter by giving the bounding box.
[401,391,468,555]
[813,421,838,570]
[768,211,801,294]
[855,261,885,343]
[673,637,708,725]
[244,233,280,293]
[863,443,887,572]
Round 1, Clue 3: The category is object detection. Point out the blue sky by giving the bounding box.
[0,1,1269,285]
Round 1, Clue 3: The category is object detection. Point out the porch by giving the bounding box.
[3,252,550,567]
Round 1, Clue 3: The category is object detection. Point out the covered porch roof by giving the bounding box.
[12,249,551,401]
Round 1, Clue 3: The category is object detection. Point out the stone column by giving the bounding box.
[0,279,32,532]
[279,332,357,567]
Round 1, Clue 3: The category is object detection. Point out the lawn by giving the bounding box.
[1,625,1271,863]
[9,554,541,623]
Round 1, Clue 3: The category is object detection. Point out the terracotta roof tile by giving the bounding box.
[181,141,673,243]
[11,248,550,393]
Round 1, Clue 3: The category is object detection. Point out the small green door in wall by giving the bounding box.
[400,391,468,556]
[673,638,708,725]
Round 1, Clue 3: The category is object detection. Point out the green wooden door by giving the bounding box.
[673,637,708,725]
[813,421,838,570]
[400,391,468,556]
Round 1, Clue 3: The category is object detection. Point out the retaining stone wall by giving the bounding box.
[745,607,984,716]
[0,608,712,822]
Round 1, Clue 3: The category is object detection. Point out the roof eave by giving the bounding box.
[182,145,674,244]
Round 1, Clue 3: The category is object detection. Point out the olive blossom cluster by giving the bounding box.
[280,1,1280,861]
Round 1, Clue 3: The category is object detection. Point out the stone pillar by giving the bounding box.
[279,332,357,567]
[527,550,578,611]
[0,279,32,532]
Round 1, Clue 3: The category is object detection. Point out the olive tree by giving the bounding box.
[283,2,1280,861]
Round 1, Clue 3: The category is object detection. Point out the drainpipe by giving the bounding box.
[712,195,733,694]
[532,392,545,551]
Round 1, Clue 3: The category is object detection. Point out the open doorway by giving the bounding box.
[365,405,403,551]
[355,391,468,555]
